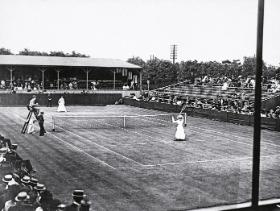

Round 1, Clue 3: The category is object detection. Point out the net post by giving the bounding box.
[184,112,187,127]
[123,115,126,128]
[52,116,55,131]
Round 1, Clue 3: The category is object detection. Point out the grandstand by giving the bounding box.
[151,80,276,103]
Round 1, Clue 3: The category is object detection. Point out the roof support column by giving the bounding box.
[139,70,143,92]
[113,69,116,90]
[8,67,15,89]
[84,68,91,91]
[56,70,60,90]
[40,68,46,90]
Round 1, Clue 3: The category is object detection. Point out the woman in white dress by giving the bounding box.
[27,115,36,134]
[172,114,186,141]
[57,96,67,112]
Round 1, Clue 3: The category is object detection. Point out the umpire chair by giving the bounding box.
[21,105,39,134]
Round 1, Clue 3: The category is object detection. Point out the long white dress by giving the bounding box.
[172,117,186,141]
[27,116,36,134]
[57,97,67,112]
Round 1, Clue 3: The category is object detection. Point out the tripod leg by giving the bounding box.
[21,111,32,134]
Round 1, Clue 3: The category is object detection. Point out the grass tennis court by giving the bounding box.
[0,105,280,211]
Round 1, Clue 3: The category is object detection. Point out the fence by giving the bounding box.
[0,93,122,106]
[123,98,280,131]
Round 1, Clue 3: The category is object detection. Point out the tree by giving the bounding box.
[127,57,145,67]
[18,48,48,56]
[69,50,89,58]
[49,51,67,57]
[242,56,257,77]
[0,47,13,55]
[17,49,89,57]
[242,56,267,78]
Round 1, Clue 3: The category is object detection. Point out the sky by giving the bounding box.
[0,0,279,66]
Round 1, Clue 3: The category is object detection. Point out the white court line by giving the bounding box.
[142,114,280,149]
[0,123,19,126]
[48,118,146,167]
[143,154,280,167]
[195,139,207,142]
[146,114,279,148]
[118,142,147,146]
[190,125,280,148]
[15,107,280,171]
[12,112,116,170]
[189,128,253,147]
[48,132,116,170]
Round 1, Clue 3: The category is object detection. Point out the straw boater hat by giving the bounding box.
[11,143,18,149]
[72,190,85,198]
[30,177,38,186]
[34,183,46,191]
[15,191,30,202]
[21,175,30,184]
[2,174,13,183]
[0,148,7,154]
[57,204,67,210]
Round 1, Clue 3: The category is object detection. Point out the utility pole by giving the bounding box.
[252,0,265,208]
[170,44,178,64]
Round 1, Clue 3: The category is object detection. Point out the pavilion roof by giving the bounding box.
[0,55,141,69]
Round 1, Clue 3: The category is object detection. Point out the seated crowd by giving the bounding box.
[0,135,91,211]
[129,92,280,119]
[196,75,280,93]
[0,78,80,92]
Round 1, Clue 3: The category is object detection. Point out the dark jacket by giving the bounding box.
[65,202,80,211]
[37,115,44,124]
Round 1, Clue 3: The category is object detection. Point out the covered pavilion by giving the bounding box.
[0,55,142,91]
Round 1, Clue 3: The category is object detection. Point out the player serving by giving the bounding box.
[172,114,186,141]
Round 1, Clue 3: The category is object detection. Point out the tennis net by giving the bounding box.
[51,113,186,131]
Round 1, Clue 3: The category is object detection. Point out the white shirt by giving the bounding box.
[29,98,37,107]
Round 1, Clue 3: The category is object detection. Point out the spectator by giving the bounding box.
[80,196,91,211]
[8,191,34,211]
[35,189,53,211]
[122,83,130,90]
[69,82,73,90]
[37,112,46,136]
[0,80,5,89]
[65,190,85,211]
[47,93,52,107]
[0,175,19,208]
[2,185,20,211]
